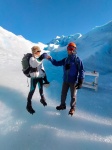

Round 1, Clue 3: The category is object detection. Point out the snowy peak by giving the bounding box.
[0,26,31,42]
[44,21,112,58]
[0,26,14,36]
[93,21,112,32]
[76,22,112,74]
[0,26,48,55]
[47,33,82,46]
[44,21,112,74]
[0,27,46,64]
[75,21,112,57]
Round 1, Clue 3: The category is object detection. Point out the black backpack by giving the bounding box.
[21,53,32,77]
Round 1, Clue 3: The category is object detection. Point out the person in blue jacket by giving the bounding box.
[48,42,84,115]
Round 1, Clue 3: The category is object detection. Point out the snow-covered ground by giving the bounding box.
[0,21,112,150]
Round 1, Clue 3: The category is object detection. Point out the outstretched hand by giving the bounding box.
[46,55,52,59]
[42,53,52,59]
[38,53,52,61]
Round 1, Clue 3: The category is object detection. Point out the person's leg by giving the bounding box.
[61,82,69,105]
[38,78,47,106]
[41,69,50,85]
[27,78,37,102]
[69,83,77,109]
[69,83,77,115]
[56,82,69,110]
[27,78,37,114]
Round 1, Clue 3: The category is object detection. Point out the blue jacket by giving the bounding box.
[50,54,84,83]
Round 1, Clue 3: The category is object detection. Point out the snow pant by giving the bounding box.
[61,82,77,109]
[27,77,44,103]
[41,69,49,83]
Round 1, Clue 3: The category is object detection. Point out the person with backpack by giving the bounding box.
[48,42,84,115]
[26,46,50,114]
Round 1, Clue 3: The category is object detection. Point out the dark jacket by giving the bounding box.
[50,54,84,83]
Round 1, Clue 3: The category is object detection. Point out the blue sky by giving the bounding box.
[0,0,112,43]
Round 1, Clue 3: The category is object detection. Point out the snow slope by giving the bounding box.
[0,21,112,150]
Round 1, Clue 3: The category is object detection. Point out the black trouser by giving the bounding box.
[41,69,49,83]
[27,78,44,103]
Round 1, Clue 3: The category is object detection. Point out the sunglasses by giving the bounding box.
[36,51,41,53]
[67,46,76,49]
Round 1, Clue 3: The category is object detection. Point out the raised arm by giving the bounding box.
[49,57,66,66]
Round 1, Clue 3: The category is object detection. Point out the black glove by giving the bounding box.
[38,53,48,61]
[65,64,70,70]
[75,79,83,89]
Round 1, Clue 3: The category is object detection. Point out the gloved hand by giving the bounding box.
[38,53,48,61]
[75,78,83,89]
[65,64,70,70]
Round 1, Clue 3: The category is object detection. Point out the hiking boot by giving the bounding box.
[26,102,35,115]
[56,105,66,110]
[68,108,75,116]
[43,81,50,88]
[40,98,47,106]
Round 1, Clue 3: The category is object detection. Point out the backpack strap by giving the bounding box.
[64,56,80,71]
[29,55,38,73]
[74,56,80,71]
[64,57,68,64]
[30,67,38,73]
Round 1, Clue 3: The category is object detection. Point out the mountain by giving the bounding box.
[0,21,112,150]
[46,21,112,74]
